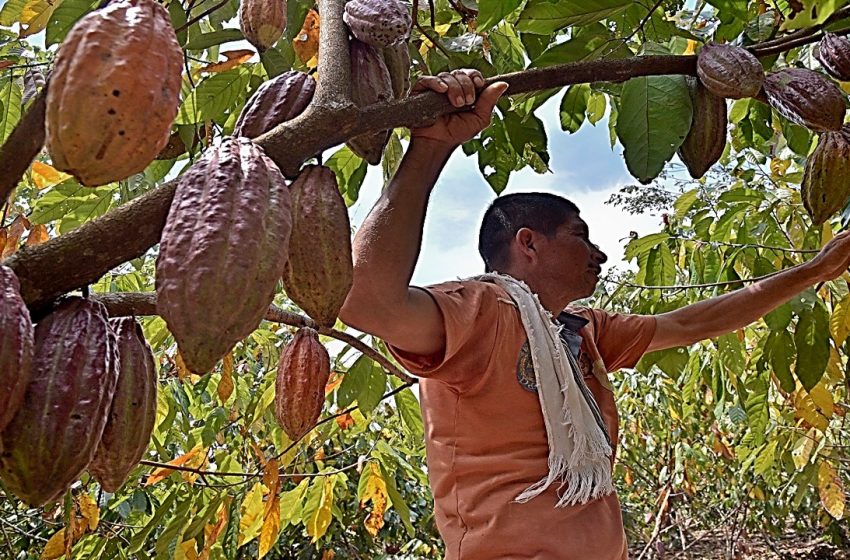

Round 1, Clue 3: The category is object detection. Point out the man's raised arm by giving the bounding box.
[338,71,508,357]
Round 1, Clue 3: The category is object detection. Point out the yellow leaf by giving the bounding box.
[321,551,336,560]
[307,477,336,542]
[1,215,30,259]
[822,222,835,247]
[238,482,267,546]
[263,459,280,498]
[829,294,850,346]
[808,383,835,418]
[19,0,59,38]
[31,161,71,189]
[791,431,817,470]
[146,445,205,486]
[293,9,320,65]
[26,224,50,246]
[197,50,255,74]
[258,495,281,558]
[41,529,66,560]
[324,372,343,395]
[78,495,99,531]
[794,390,830,432]
[827,346,844,383]
[175,350,191,382]
[683,39,697,55]
[218,352,234,403]
[818,460,846,519]
[176,538,199,560]
[359,463,388,537]
[200,500,230,560]
[335,412,354,430]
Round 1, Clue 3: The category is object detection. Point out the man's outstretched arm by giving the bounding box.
[339,71,508,357]
[647,231,850,352]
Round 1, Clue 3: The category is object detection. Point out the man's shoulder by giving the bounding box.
[421,278,509,298]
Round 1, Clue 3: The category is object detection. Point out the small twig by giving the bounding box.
[0,517,48,542]
[607,268,785,291]
[624,0,666,43]
[174,0,230,34]
[415,21,453,59]
[670,236,819,254]
[0,519,15,558]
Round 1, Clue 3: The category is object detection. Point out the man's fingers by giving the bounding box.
[472,81,509,119]
[411,75,449,94]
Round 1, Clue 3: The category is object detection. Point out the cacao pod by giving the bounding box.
[88,317,157,493]
[763,68,847,132]
[382,42,411,99]
[677,78,728,179]
[156,137,292,374]
[239,0,287,52]
[274,328,330,441]
[283,165,353,327]
[817,33,850,82]
[0,266,33,433]
[234,71,315,139]
[0,298,118,507]
[45,0,182,186]
[801,128,850,225]
[347,40,394,164]
[343,0,412,48]
[696,43,764,99]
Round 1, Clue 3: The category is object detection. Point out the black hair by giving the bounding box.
[478,193,579,272]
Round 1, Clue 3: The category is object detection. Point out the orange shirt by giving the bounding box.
[389,280,657,560]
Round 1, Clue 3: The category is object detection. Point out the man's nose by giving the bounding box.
[593,245,607,264]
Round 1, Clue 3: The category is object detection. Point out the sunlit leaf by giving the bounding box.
[146,445,205,486]
[197,50,255,74]
[818,460,846,519]
[293,9,319,65]
[218,352,234,403]
[238,482,267,546]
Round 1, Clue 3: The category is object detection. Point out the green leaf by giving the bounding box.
[0,77,22,145]
[260,46,293,78]
[30,181,117,231]
[326,146,368,206]
[394,387,424,439]
[0,0,26,26]
[129,492,180,553]
[586,91,606,124]
[517,0,631,34]
[176,67,251,125]
[754,440,778,477]
[338,356,387,413]
[616,75,692,184]
[185,29,245,50]
[673,189,700,219]
[717,333,745,375]
[155,496,193,559]
[45,0,95,46]
[382,132,404,184]
[768,330,796,394]
[624,232,669,261]
[794,305,830,391]
[378,463,414,537]
[478,0,524,29]
[764,303,792,331]
[559,84,590,134]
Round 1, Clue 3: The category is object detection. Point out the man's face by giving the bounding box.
[537,214,607,301]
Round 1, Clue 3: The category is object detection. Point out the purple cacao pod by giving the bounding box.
[678,78,728,179]
[274,327,331,441]
[697,43,764,99]
[343,0,412,48]
[88,317,157,492]
[239,0,287,52]
[763,68,847,132]
[802,127,850,225]
[817,32,850,82]
[282,165,353,327]
[156,137,292,374]
[0,266,33,433]
[0,297,118,507]
[347,40,393,164]
[383,42,411,99]
[234,71,315,139]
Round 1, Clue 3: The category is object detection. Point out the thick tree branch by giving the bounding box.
[314,0,353,107]
[0,88,45,207]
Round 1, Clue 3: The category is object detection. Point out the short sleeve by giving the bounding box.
[386,281,503,385]
[582,309,657,371]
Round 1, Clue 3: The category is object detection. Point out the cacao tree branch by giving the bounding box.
[605,269,785,291]
[0,87,45,207]
[314,0,353,108]
[94,291,413,382]
[749,4,850,55]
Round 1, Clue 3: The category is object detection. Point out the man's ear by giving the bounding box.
[514,228,537,261]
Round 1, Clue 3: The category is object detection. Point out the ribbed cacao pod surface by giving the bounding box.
[0,298,118,507]
[88,317,157,493]
[696,43,764,99]
[817,33,850,81]
[0,266,33,433]
[274,328,331,441]
[234,71,315,139]
[239,0,287,52]
[283,165,353,328]
[343,0,412,47]
[45,0,182,186]
[347,40,394,164]
[801,128,850,225]
[763,68,847,132]
[382,43,411,99]
[156,137,292,374]
[678,79,728,179]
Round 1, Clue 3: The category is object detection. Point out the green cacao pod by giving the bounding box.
[801,128,850,225]
[239,0,287,52]
[382,42,411,99]
[156,137,292,374]
[696,43,764,99]
[677,79,728,179]
[283,165,353,328]
[88,317,157,493]
[234,71,315,139]
[347,40,393,164]
[0,266,33,433]
[274,328,330,441]
[343,0,412,48]
[817,33,850,82]
[46,0,182,186]
[763,68,847,132]
[0,298,118,507]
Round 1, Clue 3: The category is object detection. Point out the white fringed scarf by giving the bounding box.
[476,273,615,506]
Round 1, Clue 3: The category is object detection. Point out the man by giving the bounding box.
[339,69,850,559]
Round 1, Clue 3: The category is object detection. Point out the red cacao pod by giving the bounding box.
[696,43,764,99]
[46,0,182,186]
[156,137,292,374]
[88,317,157,493]
[347,40,394,164]
[234,71,315,139]
[0,298,118,507]
[801,128,850,225]
[274,328,330,441]
[817,32,850,81]
[763,68,847,132]
[0,266,33,433]
[283,165,353,328]
[343,0,412,48]
[678,79,728,179]
[239,0,287,52]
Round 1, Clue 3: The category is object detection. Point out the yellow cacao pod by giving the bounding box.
[239,0,287,52]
